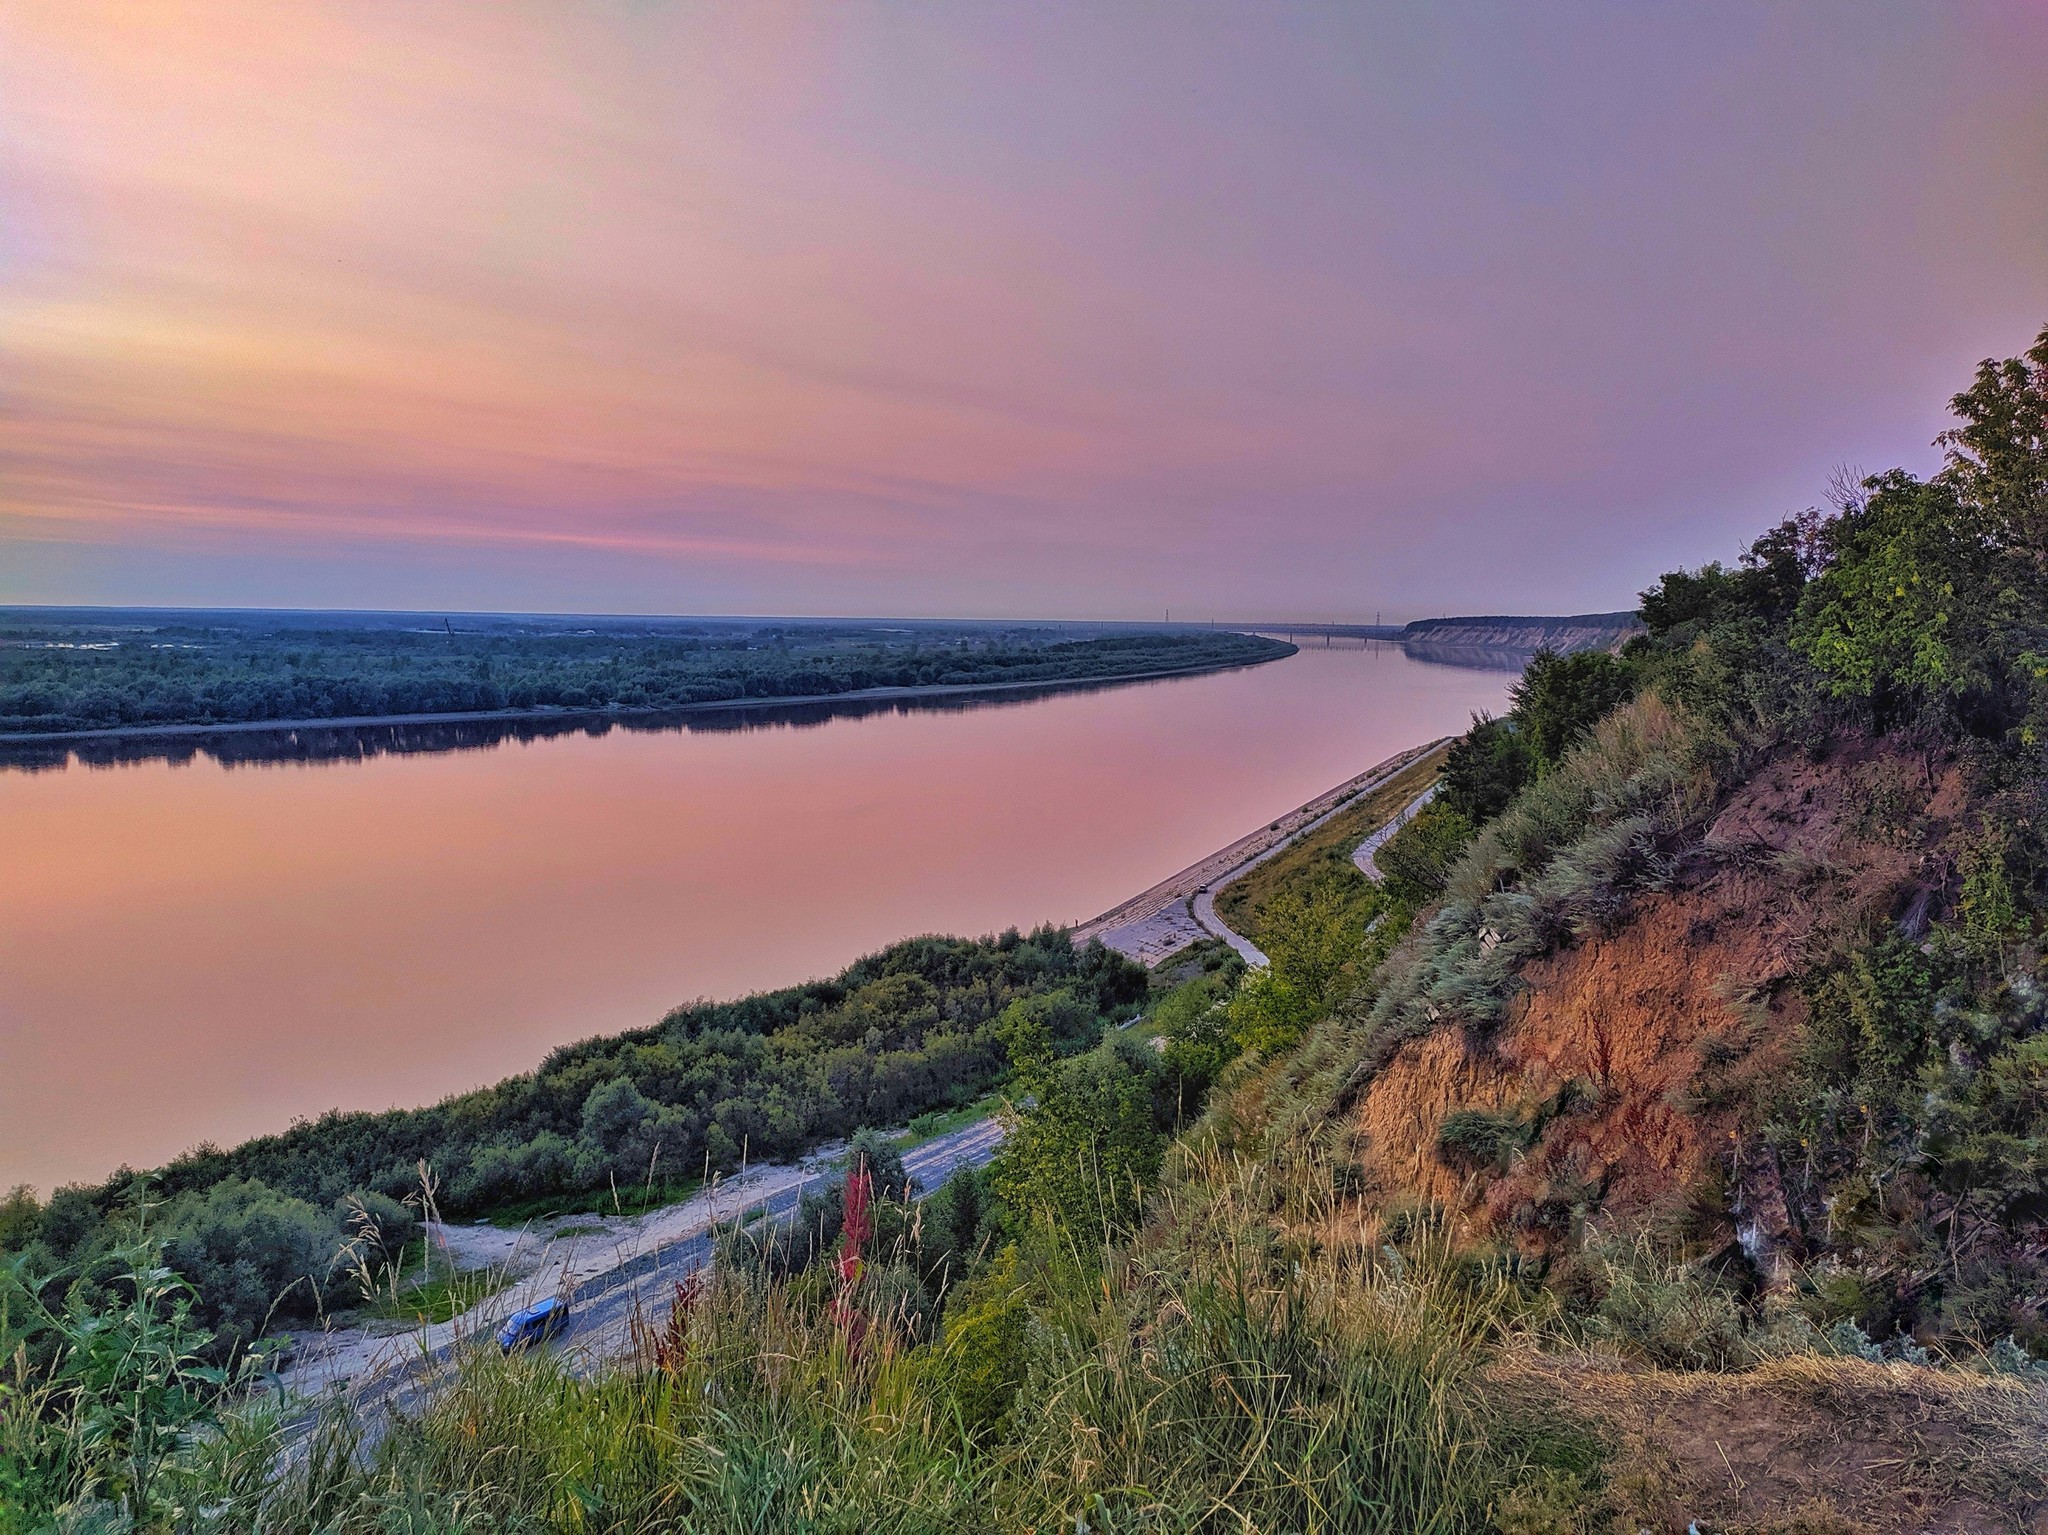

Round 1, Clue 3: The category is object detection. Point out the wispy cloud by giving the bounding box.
[2,2,2044,616]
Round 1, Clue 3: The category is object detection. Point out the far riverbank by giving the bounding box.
[0,652,1288,755]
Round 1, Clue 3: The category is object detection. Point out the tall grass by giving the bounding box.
[997,1142,1528,1534]
[33,1139,1584,1533]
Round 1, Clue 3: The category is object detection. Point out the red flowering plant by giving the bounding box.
[830,1155,874,1347]
[644,1268,705,1374]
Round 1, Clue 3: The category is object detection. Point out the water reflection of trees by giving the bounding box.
[0,642,1529,775]
[0,676,1159,774]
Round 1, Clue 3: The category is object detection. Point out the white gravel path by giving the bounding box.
[1352,785,1438,880]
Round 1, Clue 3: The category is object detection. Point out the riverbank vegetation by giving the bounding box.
[0,930,1142,1366]
[0,614,1292,736]
[6,325,2048,1530]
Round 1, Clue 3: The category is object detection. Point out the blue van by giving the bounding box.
[496,1296,570,1353]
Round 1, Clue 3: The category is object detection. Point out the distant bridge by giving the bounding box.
[1230,622,1407,641]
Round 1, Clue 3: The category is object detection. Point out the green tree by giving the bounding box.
[989,1034,1170,1239]
[1788,326,2048,743]
[153,1177,340,1351]
[1438,714,1534,823]
[0,1187,38,1251]
[1937,321,2048,552]
[1791,472,2024,727]
[1260,879,1360,1008]
[578,1075,663,1186]
[1224,967,1318,1056]
[1638,514,1818,640]
[1375,800,1476,905]
[1509,649,1638,769]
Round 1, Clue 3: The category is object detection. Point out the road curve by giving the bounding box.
[1076,741,1444,967]
[290,1116,1006,1436]
[1183,748,1445,965]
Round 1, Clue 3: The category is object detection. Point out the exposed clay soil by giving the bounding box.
[1350,736,1974,1253]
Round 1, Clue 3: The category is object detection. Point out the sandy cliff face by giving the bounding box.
[1348,736,1971,1255]
[1401,612,1645,658]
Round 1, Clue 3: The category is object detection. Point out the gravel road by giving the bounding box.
[281,1116,1005,1433]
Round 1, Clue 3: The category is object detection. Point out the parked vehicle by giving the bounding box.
[496,1296,570,1352]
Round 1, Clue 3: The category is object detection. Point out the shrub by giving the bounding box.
[1585,1237,1751,1371]
[1510,649,1639,770]
[1376,799,1476,904]
[1437,1107,1535,1172]
[932,1243,1034,1436]
[989,1033,1173,1239]
[152,1178,342,1350]
[1440,714,1534,823]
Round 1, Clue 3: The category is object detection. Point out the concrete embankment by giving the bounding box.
[1073,740,1445,967]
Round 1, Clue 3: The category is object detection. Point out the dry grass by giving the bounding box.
[1502,1346,2048,1534]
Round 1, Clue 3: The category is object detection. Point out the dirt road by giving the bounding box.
[280,1117,1005,1428]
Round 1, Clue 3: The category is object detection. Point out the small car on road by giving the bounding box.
[496,1296,570,1353]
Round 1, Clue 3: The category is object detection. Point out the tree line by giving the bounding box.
[0,621,1293,735]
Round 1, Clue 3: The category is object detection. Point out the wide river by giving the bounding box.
[1,642,1511,1193]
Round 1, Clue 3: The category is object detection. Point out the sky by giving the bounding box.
[2,4,2045,622]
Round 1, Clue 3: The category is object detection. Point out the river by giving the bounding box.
[0,641,1511,1192]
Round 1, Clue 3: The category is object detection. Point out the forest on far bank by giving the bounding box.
[0,613,1292,736]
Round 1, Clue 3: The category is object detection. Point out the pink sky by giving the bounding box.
[2,3,2045,619]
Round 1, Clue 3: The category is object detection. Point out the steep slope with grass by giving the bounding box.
[1346,712,1979,1255]
[1293,325,2048,1373]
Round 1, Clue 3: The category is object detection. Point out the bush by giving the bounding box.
[335,1188,418,1262]
[1510,649,1639,770]
[914,1165,993,1296]
[1437,1107,1535,1172]
[1585,1237,1751,1371]
[1440,714,1534,823]
[153,1178,342,1350]
[989,1033,1174,1239]
[932,1243,1034,1436]
[1376,799,1476,904]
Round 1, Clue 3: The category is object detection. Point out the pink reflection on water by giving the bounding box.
[0,645,1510,1191]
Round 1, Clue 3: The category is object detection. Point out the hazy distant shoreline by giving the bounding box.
[0,653,1285,749]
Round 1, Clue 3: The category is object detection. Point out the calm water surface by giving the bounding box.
[1,644,1509,1191]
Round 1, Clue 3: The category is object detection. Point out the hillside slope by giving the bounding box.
[1348,724,1973,1269]
[7,323,2045,1535]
